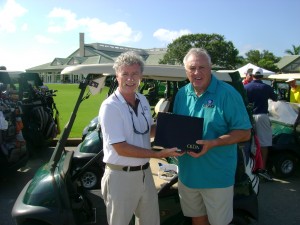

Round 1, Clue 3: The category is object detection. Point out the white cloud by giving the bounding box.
[47,8,142,44]
[153,28,191,43]
[0,43,62,71]
[0,47,45,71]
[21,23,28,31]
[82,19,142,44]
[35,35,57,44]
[48,8,78,32]
[0,0,27,33]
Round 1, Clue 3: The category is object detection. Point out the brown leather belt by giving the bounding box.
[106,162,149,172]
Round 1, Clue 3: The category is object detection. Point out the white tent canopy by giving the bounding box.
[238,63,275,78]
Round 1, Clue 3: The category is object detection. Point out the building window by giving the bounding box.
[74,75,79,83]
[63,75,70,83]
[56,75,61,83]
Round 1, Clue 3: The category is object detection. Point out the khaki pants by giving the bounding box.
[101,167,159,225]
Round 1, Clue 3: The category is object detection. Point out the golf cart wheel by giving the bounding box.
[80,167,100,190]
[272,153,296,178]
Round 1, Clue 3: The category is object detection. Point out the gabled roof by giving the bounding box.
[51,58,69,66]
[276,55,300,70]
[66,57,86,65]
[26,43,167,72]
[27,62,65,72]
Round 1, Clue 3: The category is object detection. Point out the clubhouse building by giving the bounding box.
[26,33,167,83]
[26,33,300,83]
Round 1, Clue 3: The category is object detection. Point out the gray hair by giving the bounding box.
[183,48,212,68]
[113,51,144,73]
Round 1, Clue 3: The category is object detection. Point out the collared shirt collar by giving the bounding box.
[114,88,140,109]
[186,75,218,97]
[114,88,126,103]
[251,79,263,84]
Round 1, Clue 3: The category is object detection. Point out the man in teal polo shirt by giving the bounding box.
[173,48,252,225]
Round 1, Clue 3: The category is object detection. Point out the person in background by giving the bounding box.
[173,48,252,225]
[244,68,278,180]
[242,68,254,85]
[285,78,300,103]
[99,51,182,225]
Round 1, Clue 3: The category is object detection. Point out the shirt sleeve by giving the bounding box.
[99,102,126,145]
[223,88,252,130]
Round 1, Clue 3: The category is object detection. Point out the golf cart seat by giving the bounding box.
[153,98,170,117]
[268,100,298,125]
[150,158,175,189]
[150,158,178,197]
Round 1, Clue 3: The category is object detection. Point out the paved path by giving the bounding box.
[1,147,299,225]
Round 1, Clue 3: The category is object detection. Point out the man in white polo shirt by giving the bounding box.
[99,51,182,225]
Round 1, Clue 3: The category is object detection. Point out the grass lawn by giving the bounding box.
[47,84,108,138]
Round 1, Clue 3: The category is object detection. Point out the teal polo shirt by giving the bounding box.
[173,75,252,188]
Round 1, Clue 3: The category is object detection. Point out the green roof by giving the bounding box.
[276,55,300,69]
[26,43,167,72]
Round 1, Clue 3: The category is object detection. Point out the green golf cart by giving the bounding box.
[266,73,300,178]
[11,64,259,225]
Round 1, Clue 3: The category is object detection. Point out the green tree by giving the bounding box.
[244,50,280,72]
[284,45,300,55]
[159,33,240,69]
[245,50,261,65]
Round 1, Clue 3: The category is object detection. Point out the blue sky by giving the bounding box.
[0,0,299,71]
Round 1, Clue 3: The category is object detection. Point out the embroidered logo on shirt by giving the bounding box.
[203,99,215,108]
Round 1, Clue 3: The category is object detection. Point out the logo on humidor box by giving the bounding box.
[187,144,200,150]
[186,144,202,153]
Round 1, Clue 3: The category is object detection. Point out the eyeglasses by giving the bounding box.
[114,91,150,135]
[127,101,149,135]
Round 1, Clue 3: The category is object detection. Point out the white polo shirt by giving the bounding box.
[99,88,153,166]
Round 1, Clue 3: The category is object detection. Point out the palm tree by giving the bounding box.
[284,45,300,55]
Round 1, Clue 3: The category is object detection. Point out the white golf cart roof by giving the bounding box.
[0,70,24,74]
[61,63,234,82]
[267,73,300,81]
